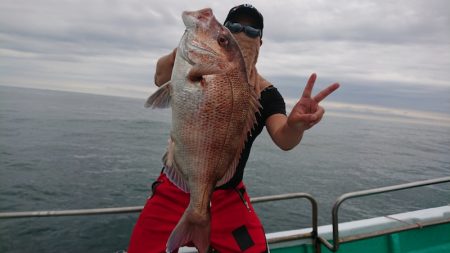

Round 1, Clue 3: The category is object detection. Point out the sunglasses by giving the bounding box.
[224,21,262,38]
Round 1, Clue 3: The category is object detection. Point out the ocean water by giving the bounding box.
[0,85,449,253]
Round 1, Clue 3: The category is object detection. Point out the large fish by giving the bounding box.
[145,8,260,253]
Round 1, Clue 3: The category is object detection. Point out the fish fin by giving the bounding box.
[217,79,261,188]
[215,161,237,187]
[246,91,262,131]
[166,207,210,253]
[162,139,190,193]
[163,163,190,193]
[145,81,172,108]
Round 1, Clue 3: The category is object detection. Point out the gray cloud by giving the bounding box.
[262,0,449,44]
[0,0,449,103]
[0,0,182,55]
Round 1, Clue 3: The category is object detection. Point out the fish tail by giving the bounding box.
[166,207,210,253]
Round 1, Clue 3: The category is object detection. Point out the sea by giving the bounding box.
[0,85,449,253]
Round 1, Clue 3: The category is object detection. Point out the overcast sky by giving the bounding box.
[1,0,449,110]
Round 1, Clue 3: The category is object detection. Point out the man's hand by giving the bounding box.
[287,73,340,131]
[154,48,177,86]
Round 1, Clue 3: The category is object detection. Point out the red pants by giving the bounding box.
[128,173,267,253]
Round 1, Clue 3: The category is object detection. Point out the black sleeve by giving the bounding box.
[261,86,286,121]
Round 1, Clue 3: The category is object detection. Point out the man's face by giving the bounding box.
[230,15,262,46]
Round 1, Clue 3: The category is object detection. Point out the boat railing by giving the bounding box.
[1,176,449,253]
[0,192,320,249]
[251,193,318,249]
[320,176,450,252]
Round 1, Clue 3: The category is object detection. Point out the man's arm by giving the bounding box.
[266,114,304,151]
[266,73,340,151]
[154,48,177,86]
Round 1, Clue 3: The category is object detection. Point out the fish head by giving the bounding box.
[180,8,245,76]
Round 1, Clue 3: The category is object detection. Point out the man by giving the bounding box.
[128,4,339,253]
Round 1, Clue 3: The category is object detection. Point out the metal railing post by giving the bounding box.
[319,176,450,252]
[251,193,319,251]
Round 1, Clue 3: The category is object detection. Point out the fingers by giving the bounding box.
[314,83,340,102]
[290,106,324,125]
[296,113,317,123]
[301,73,317,98]
[311,106,324,123]
[305,107,325,129]
[302,73,340,102]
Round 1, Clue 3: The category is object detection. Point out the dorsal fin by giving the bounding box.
[216,73,261,187]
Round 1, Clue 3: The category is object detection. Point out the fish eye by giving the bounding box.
[217,35,228,47]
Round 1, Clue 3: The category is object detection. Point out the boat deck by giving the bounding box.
[267,205,450,253]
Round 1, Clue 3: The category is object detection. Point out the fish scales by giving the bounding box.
[145,8,260,253]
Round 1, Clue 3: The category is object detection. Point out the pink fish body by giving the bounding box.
[146,8,259,253]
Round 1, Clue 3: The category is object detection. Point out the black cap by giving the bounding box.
[224,4,264,32]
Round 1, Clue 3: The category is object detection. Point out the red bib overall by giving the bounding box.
[128,173,268,253]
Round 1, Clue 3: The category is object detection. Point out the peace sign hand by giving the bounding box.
[287,73,340,131]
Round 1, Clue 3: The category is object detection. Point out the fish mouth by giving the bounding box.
[180,31,219,66]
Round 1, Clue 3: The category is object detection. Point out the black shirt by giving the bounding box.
[217,85,286,189]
